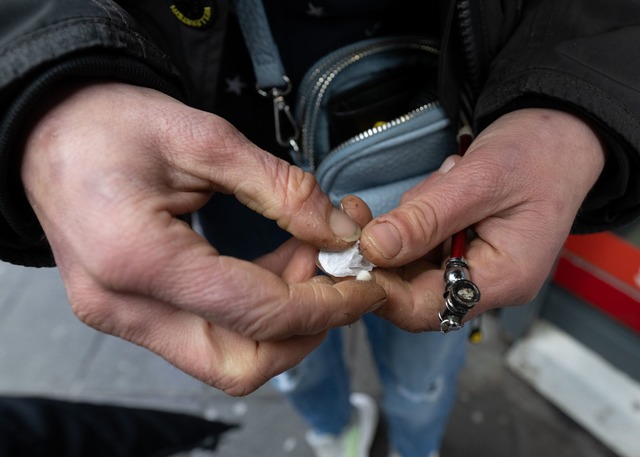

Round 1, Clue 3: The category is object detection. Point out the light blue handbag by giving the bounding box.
[234,0,457,217]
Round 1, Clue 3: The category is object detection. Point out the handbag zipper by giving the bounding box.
[330,100,441,153]
[296,36,440,170]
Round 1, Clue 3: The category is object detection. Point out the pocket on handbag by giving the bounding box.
[290,36,457,216]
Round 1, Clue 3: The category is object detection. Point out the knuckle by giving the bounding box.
[394,199,442,250]
[265,161,311,214]
[161,108,247,168]
[287,167,320,208]
[278,165,320,215]
[202,358,274,397]
[219,375,267,397]
[67,289,114,332]
[71,302,104,328]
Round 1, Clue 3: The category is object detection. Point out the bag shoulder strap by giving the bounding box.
[233,0,287,91]
[233,0,299,149]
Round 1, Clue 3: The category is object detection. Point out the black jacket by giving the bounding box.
[0,0,638,266]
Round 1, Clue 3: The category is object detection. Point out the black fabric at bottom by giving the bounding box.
[0,396,236,457]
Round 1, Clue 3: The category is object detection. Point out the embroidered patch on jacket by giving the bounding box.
[170,0,214,28]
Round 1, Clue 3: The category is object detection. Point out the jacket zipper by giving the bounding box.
[296,36,440,170]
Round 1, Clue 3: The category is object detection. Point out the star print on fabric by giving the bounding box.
[307,2,325,17]
[225,75,246,96]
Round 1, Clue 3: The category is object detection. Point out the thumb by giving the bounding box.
[359,108,606,268]
[359,151,499,267]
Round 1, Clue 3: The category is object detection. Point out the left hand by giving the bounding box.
[20,82,386,395]
[354,108,606,331]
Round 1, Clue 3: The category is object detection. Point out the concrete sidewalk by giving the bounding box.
[0,262,618,456]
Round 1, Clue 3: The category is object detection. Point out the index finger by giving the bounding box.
[163,112,362,251]
[88,213,386,341]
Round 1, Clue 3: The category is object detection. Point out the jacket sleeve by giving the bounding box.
[474,0,640,234]
[0,0,186,266]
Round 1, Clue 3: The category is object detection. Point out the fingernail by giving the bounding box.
[329,207,361,242]
[366,222,402,259]
[439,156,456,174]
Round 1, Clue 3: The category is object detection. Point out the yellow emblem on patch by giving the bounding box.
[170,4,213,28]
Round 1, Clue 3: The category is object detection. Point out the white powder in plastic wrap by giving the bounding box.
[317,241,376,278]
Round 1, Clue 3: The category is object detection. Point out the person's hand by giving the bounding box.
[356,108,605,331]
[21,82,386,395]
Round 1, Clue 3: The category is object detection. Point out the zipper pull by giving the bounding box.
[257,75,300,152]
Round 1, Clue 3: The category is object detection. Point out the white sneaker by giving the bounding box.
[305,393,379,457]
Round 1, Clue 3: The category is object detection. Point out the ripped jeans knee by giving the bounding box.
[362,314,470,456]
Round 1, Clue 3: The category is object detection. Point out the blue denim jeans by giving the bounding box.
[272,314,469,457]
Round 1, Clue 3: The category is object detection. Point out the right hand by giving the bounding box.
[357,108,605,331]
[21,82,386,396]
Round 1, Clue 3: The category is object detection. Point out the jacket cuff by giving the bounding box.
[0,53,185,267]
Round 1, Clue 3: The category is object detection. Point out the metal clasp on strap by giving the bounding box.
[257,76,300,152]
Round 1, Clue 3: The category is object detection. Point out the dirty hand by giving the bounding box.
[357,108,605,331]
[21,82,386,395]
